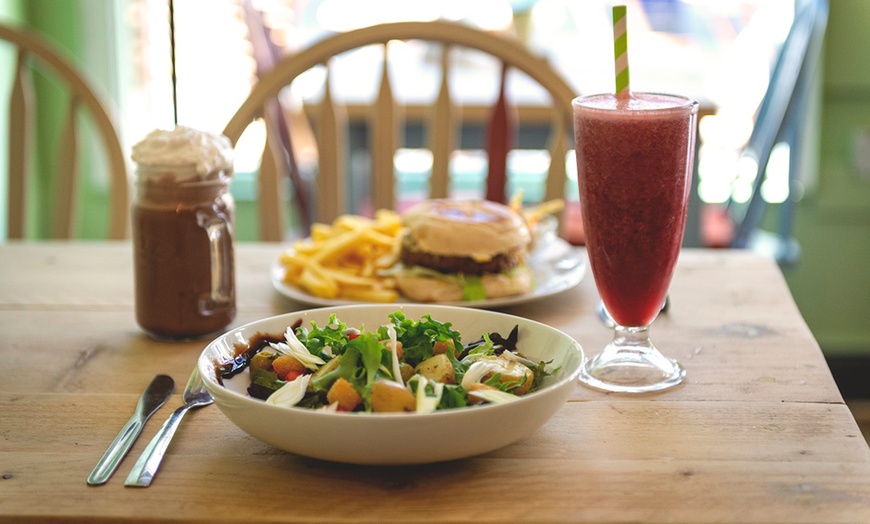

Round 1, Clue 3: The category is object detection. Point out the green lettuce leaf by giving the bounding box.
[310,349,359,393]
[247,368,286,400]
[346,332,387,386]
[296,314,351,359]
[461,276,486,301]
[384,311,462,368]
[438,384,468,410]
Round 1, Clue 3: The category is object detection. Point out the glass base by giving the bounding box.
[141,327,228,343]
[578,326,685,394]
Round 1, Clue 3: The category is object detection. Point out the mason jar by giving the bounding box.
[131,162,236,340]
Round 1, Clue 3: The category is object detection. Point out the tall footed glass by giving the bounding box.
[573,92,698,393]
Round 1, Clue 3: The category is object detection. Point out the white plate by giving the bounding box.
[198,304,584,465]
[270,236,586,308]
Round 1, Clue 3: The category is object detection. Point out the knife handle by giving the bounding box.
[124,405,188,487]
[86,414,144,486]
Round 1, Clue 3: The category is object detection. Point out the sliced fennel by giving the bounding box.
[500,349,539,369]
[269,326,326,370]
[386,324,403,385]
[409,375,444,414]
[467,388,520,404]
[266,374,312,407]
[460,360,504,389]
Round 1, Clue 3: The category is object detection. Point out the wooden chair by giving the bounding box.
[239,0,314,237]
[223,20,576,241]
[700,0,828,265]
[1,23,128,240]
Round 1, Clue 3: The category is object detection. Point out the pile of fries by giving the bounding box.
[278,210,405,303]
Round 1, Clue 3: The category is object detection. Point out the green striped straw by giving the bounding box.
[612,5,630,97]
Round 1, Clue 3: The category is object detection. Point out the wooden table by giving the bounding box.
[2,242,869,523]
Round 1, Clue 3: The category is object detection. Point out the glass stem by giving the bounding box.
[611,325,652,353]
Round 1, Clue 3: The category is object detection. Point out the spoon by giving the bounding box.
[124,369,214,487]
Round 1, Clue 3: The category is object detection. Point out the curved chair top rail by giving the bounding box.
[224,20,577,142]
[0,22,128,239]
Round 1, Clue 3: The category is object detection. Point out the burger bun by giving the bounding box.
[401,199,530,260]
[395,265,532,303]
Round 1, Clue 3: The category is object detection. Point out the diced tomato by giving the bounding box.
[283,369,304,382]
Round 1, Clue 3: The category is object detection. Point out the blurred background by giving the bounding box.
[0,0,867,394]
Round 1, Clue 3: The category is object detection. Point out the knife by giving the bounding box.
[86,374,175,486]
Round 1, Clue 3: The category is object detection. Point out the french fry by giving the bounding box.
[340,286,399,303]
[361,228,399,247]
[297,266,340,298]
[310,228,368,263]
[520,198,566,232]
[278,209,406,302]
[319,267,383,287]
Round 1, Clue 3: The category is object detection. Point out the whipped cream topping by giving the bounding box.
[132,126,234,178]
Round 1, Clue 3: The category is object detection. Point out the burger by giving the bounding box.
[395,199,533,302]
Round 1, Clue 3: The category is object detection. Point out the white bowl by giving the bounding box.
[198,304,584,465]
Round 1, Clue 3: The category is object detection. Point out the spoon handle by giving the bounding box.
[123,405,190,487]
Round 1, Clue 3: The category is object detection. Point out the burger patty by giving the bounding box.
[400,235,525,276]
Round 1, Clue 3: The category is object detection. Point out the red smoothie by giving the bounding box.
[574,93,698,327]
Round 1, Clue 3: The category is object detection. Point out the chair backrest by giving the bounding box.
[1,23,128,240]
[223,20,576,241]
[724,0,828,263]
[239,0,314,239]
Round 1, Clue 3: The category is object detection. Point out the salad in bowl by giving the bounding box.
[198,304,584,465]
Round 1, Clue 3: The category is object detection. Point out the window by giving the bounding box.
[123,0,796,236]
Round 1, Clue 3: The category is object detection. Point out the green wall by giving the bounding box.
[1,0,114,239]
[785,0,870,356]
[0,0,22,239]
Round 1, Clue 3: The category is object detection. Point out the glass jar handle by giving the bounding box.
[197,209,234,314]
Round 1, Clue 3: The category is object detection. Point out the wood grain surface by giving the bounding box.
[1,242,868,523]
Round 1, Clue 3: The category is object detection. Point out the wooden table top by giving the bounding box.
[2,241,869,523]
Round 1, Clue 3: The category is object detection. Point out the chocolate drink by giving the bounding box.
[131,126,237,340]
[133,173,236,339]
